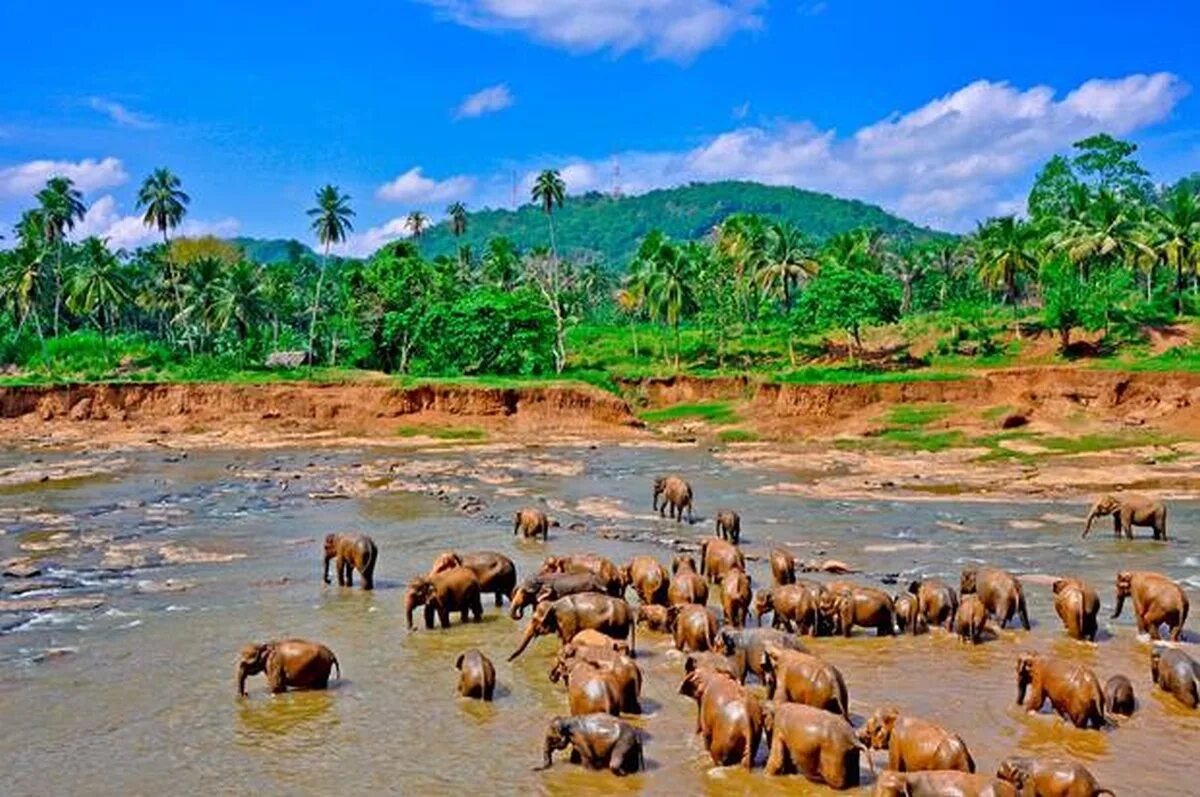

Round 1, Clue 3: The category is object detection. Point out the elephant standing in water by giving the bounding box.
[455,649,496,701]
[404,567,483,630]
[763,702,869,787]
[874,771,1016,796]
[1112,570,1189,641]
[237,639,339,696]
[535,714,643,775]
[960,567,1030,630]
[513,507,551,540]
[509,593,635,660]
[715,509,741,543]
[859,706,976,773]
[653,475,694,522]
[323,532,378,590]
[996,756,1115,796]
[1016,652,1107,729]
[429,551,516,608]
[1052,577,1100,641]
[1150,647,1199,709]
[1082,493,1167,540]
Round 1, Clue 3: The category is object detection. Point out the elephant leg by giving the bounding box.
[1122,513,1134,540]
[266,654,287,694]
[493,590,503,608]
[472,595,483,622]
[1112,515,1121,537]
[609,734,638,775]
[335,555,346,586]
[344,559,354,587]
[765,734,787,775]
[424,604,436,630]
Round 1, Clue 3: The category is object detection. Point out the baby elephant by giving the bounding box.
[323,532,378,590]
[1104,674,1135,716]
[1150,647,1199,709]
[1016,652,1106,729]
[997,756,1115,796]
[513,507,551,540]
[237,639,339,697]
[455,649,496,701]
[961,567,1030,630]
[874,770,1017,796]
[715,509,741,543]
[535,713,643,775]
[1052,578,1100,642]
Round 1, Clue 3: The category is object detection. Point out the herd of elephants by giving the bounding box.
[235,476,1195,796]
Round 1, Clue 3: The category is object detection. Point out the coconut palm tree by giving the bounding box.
[136,168,190,243]
[447,202,468,237]
[531,169,566,257]
[67,237,130,335]
[306,185,355,362]
[1150,185,1200,312]
[405,211,429,239]
[37,176,87,334]
[974,216,1039,303]
[759,220,818,311]
[482,236,520,290]
[641,232,698,369]
[1051,188,1153,286]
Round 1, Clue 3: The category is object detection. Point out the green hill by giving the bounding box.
[417,181,945,267]
[229,237,316,263]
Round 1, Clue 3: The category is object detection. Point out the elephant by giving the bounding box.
[684,651,739,680]
[653,475,694,522]
[700,537,745,584]
[1112,570,1189,641]
[237,639,339,697]
[763,702,870,787]
[541,554,625,597]
[513,507,550,540]
[669,603,719,652]
[570,629,631,654]
[551,642,642,714]
[859,706,976,773]
[624,555,669,605]
[535,713,643,775]
[430,551,516,608]
[996,756,1115,797]
[405,566,483,630]
[551,658,625,716]
[961,567,1030,630]
[678,667,764,769]
[668,555,709,606]
[635,604,673,633]
[955,594,990,644]
[822,586,896,637]
[455,649,496,701]
[874,770,1017,797]
[1082,493,1167,540]
[715,509,741,543]
[322,532,378,590]
[1051,578,1100,642]
[908,578,958,631]
[721,567,753,628]
[1016,652,1107,729]
[770,546,797,585]
[1149,646,1199,709]
[509,593,635,660]
[509,572,609,620]
[717,627,806,694]
[761,643,850,720]
[894,593,926,635]
[1103,674,1135,716]
[754,583,822,635]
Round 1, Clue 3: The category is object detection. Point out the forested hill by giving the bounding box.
[230,237,316,264]
[417,181,945,267]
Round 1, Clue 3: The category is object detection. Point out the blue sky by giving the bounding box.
[1,1,1197,254]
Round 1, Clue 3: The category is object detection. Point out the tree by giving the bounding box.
[522,249,579,374]
[794,264,900,356]
[885,249,927,316]
[353,242,439,373]
[405,211,429,239]
[1072,134,1152,200]
[67,237,130,335]
[639,231,699,368]
[1027,155,1080,225]
[447,202,468,237]
[482,237,521,290]
[1150,185,1200,313]
[758,220,817,311]
[1052,189,1153,290]
[36,176,87,334]
[306,185,355,361]
[1040,257,1102,352]
[212,260,266,349]
[975,216,1039,303]
[136,168,190,243]
[531,169,566,257]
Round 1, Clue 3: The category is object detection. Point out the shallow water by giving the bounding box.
[1,444,1197,796]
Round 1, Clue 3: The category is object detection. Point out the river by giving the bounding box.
[1,443,1197,795]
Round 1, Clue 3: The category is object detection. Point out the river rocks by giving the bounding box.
[2,558,42,578]
[0,595,104,613]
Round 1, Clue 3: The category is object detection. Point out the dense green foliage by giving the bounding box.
[2,138,1199,388]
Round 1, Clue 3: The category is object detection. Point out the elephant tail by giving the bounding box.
[628,616,637,659]
[1018,593,1031,631]
[331,653,341,681]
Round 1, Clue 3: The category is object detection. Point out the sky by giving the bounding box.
[1,1,1197,256]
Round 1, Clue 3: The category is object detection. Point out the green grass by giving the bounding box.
[981,404,1015,421]
[877,428,967,452]
[886,403,955,427]
[639,400,740,425]
[717,428,759,443]
[396,425,487,441]
[1037,432,1176,454]
[774,366,968,385]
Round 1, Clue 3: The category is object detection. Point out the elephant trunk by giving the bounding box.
[237,663,250,697]
[404,595,417,630]
[1082,508,1099,538]
[1111,593,1125,619]
[322,553,333,584]
[535,743,555,771]
[1016,679,1027,706]
[509,623,538,661]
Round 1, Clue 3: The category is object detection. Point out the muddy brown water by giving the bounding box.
[1,444,1197,795]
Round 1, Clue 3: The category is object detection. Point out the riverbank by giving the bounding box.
[4,368,1200,501]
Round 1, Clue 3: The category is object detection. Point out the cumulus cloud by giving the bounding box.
[456,84,514,119]
[0,157,128,197]
[86,97,158,130]
[333,217,421,258]
[72,194,238,250]
[375,167,476,203]
[420,0,764,61]
[506,72,1187,229]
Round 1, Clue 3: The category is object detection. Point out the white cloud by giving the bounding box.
[421,0,764,61]
[456,84,514,119]
[375,167,475,204]
[0,157,128,197]
[72,194,238,250]
[86,97,157,130]
[334,217,420,258]
[498,72,1187,230]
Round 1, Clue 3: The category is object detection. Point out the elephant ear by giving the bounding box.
[455,652,465,670]
[535,585,555,604]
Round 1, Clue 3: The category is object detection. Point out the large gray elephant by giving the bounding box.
[1082,493,1167,540]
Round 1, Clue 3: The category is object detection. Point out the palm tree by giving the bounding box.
[306,185,355,362]
[640,232,698,369]
[482,236,520,289]
[67,237,130,336]
[759,220,818,311]
[715,213,770,323]
[447,202,468,237]
[531,169,566,258]
[1150,185,1200,312]
[1051,188,1153,286]
[975,216,1039,304]
[136,168,190,243]
[405,211,429,239]
[212,260,266,350]
[37,176,87,334]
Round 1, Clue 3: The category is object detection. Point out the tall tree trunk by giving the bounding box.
[630,321,639,359]
[307,246,328,368]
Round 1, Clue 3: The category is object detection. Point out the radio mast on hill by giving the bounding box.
[611,157,622,199]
